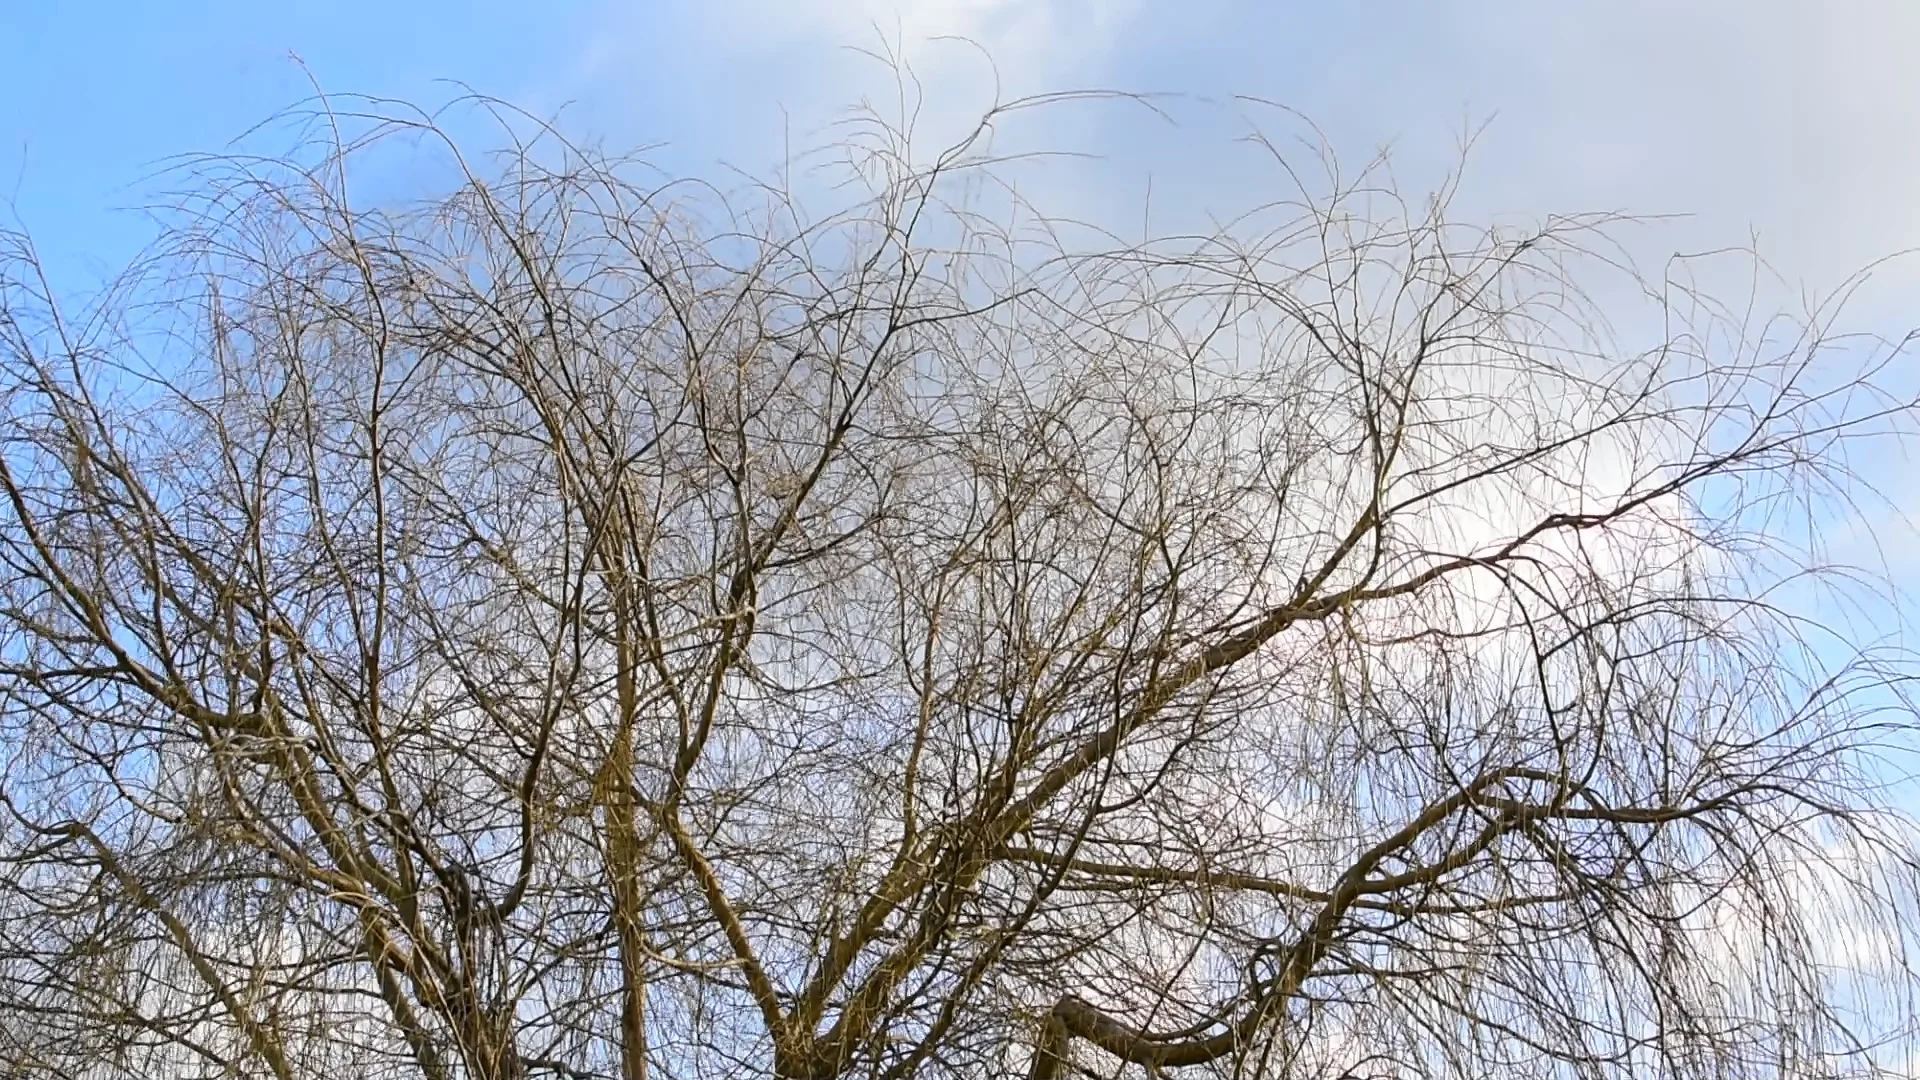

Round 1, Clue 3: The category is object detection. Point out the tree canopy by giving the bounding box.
[1,92,1917,1080]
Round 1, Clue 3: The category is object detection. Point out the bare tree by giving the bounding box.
[1,87,1918,1080]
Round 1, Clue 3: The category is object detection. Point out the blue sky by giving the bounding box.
[6,0,1917,643]
[5,1,1918,623]
[8,1,1920,296]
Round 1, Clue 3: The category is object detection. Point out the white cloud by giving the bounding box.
[563,0,1142,175]
[680,0,1137,63]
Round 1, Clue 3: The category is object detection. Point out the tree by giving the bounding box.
[1,89,1917,1080]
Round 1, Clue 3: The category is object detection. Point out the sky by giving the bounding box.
[10,0,1916,617]
[3,5,1918,613]
[7,1,1920,298]
[1,1,1914,622]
